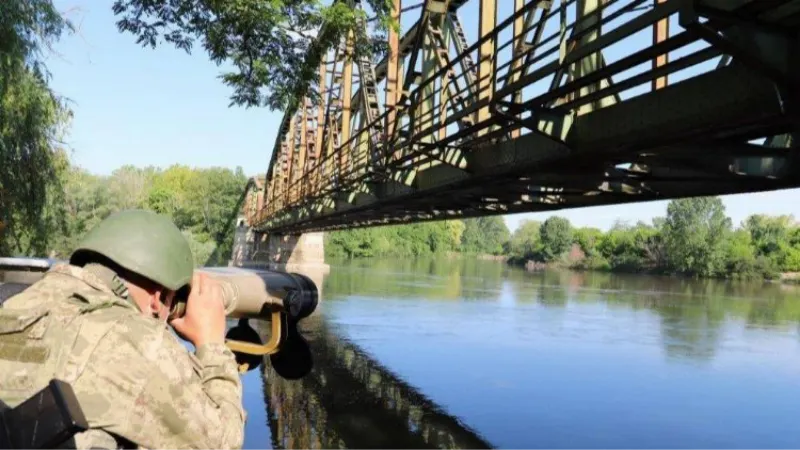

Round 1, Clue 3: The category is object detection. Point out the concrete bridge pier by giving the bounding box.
[230,218,329,301]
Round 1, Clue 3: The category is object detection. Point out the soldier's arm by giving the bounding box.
[71,318,245,450]
[193,342,247,445]
[122,338,246,450]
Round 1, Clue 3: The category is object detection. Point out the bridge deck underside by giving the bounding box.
[253,0,800,234]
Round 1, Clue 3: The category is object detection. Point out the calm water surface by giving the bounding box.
[242,258,800,449]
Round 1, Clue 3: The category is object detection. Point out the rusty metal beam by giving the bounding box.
[653,0,669,90]
[510,0,525,138]
[340,32,354,175]
[386,0,402,138]
[252,0,800,233]
[476,0,497,134]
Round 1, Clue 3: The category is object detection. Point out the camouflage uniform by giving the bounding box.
[0,264,246,449]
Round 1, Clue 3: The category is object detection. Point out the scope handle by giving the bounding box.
[168,269,318,378]
[223,289,303,357]
[223,288,315,378]
[224,310,284,359]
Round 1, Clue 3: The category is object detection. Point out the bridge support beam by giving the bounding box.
[230,218,329,298]
[229,216,255,267]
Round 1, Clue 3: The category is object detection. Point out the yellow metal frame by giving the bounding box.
[225,311,283,356]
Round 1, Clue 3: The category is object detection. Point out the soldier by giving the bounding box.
[0,210,246,449]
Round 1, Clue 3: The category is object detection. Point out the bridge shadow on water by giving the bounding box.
[257,313,493,449]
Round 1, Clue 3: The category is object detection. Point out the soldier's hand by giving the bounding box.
[169,272,226,347]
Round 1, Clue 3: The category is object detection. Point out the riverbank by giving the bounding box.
[505,253,800,286]
[325,198,800,285]
[780,272,800,285]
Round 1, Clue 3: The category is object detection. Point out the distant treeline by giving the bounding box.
[1,162,248,266]
[326,196,800,281]
[325,215,510,259]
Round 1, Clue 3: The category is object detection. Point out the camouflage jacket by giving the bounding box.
[0,264,246,449]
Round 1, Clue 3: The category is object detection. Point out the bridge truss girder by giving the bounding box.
[250,0,800,234]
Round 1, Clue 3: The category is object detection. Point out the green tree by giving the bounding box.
[111,0,395,110]
[461,216,509,255]
[106,165,154,211]
[745,214,792,253]
[662,197,731,277]
[573,227,602,256]
[781,245,800,272]
[445,220,465,250]
[721,229,778,279]
[424,222,453,253]
[0,0,74,256]
[790,227,800,247]
[49,166,110,256]
[744,214,800,271]
[539,216,573,261]
[325,220,465,259]
[28,162,249,263]
[508,220,541,258]
[596,221,637,269]
[182,229,216,267]
[145,164,196,225]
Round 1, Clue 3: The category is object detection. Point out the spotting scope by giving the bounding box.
[174,266,319,378]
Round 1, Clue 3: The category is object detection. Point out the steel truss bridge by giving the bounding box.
[245,0,800,234]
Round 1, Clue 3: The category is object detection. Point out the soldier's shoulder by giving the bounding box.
[3,266,105,309]
[102,313,191,362]
[20,264,107,296]
[15,267,88,299]
[104,310,175,342]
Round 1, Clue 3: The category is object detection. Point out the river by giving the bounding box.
[240,258,800,449]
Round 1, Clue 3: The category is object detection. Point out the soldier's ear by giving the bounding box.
[158,290,175,309]
[148,290,163,317]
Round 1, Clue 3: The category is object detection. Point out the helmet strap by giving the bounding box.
[83,263,130,300]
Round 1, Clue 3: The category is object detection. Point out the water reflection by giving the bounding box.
[260,314,492,449]
[326,258,800,362]
[324,257,510,302]
[247,257,800,449]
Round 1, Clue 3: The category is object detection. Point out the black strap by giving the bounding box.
[0,379,89,449]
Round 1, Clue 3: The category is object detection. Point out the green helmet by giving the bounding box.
[69,209,195,291]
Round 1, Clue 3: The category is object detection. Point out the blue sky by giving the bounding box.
[45,1,800,231]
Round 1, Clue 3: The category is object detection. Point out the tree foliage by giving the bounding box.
[507,220,541,258]
[0,0,74,256]
[539,216,573,261]
[593,221,663,272]
[111,0,395,110]
[325,217,511,260]
[325,221,464,259]
[573,227,602,256]
[745,214,800,271]
[329,195,800,281]
[662,197,731,277]
[568,198,795,280]
[1,160,248,267]
[460,216,510,255]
